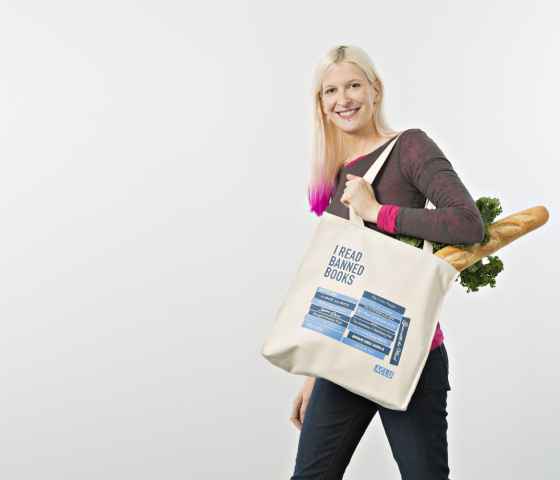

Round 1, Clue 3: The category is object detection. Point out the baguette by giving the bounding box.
[434,205,549,272]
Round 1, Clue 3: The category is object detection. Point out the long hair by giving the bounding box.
[307,45,399,216]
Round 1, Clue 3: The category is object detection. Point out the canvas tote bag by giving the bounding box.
[260,134,460,411]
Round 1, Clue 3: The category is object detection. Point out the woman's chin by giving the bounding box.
[336,122,365,133]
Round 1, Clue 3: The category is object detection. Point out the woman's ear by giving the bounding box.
[371,78,381,102]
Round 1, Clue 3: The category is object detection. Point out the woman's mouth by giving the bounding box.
[336,107,360,120]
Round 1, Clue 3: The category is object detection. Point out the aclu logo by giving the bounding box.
[374,364,394,379]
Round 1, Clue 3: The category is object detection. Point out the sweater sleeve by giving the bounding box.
[377,204,400,233]
[395,129,485,245]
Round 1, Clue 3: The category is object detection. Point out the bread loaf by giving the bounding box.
[434,205,549,272]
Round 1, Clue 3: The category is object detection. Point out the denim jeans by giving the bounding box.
[291,343,451,480]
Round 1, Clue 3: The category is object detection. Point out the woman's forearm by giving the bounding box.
[396,205,485,245]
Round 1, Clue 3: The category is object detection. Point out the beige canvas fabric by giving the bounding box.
[261,134,459,411]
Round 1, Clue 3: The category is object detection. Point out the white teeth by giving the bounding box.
[337,108,359,119]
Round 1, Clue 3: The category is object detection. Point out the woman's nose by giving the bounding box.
[336,90,351,106]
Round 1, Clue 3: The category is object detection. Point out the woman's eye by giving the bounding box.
[324,83,359,95]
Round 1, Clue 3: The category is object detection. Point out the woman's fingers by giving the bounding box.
[290,394,303,430]
[300,402,307,424]
[342,176,362,205]
[340,189,351,206]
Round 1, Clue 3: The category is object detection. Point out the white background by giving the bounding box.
[0,1,558,479]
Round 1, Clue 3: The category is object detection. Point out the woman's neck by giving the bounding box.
[342,132,391,165]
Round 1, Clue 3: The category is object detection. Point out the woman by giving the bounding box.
[289,45,485,480]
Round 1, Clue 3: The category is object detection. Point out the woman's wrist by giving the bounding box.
[364,203,383,224]
[373,204,383,223]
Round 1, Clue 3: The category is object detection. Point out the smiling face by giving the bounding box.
[320,62,379,134]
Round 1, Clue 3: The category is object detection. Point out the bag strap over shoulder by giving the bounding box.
[361,134,401,184]
[351,132,434,254]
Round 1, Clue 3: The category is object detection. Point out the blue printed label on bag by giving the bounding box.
[302,287,358,341]
[389,317,410,366]
[374,364,394,379]
[302,285,412,378]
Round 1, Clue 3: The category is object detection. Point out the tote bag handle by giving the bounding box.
[347,133,434,254]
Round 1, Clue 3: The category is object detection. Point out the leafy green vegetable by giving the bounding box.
[477,196,502,244]
[458,255,504,292]
[395,197,505,293]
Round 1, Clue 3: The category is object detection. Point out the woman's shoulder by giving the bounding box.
[395,128,448,181]
[396,127,431,143]
[396,127,443,158]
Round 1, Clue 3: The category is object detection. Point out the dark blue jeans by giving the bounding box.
[291,343,451,480]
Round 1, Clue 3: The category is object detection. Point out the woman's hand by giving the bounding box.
[290,377,315,430]
[340,173,382,223]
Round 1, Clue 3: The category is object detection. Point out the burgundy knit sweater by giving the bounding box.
[325,128,485,350]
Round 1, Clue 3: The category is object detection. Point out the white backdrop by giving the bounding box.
[0,1,558,479]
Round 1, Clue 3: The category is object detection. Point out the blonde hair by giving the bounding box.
[307,45,400,215]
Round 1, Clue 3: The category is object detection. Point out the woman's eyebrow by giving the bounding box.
[323,79,362,89]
